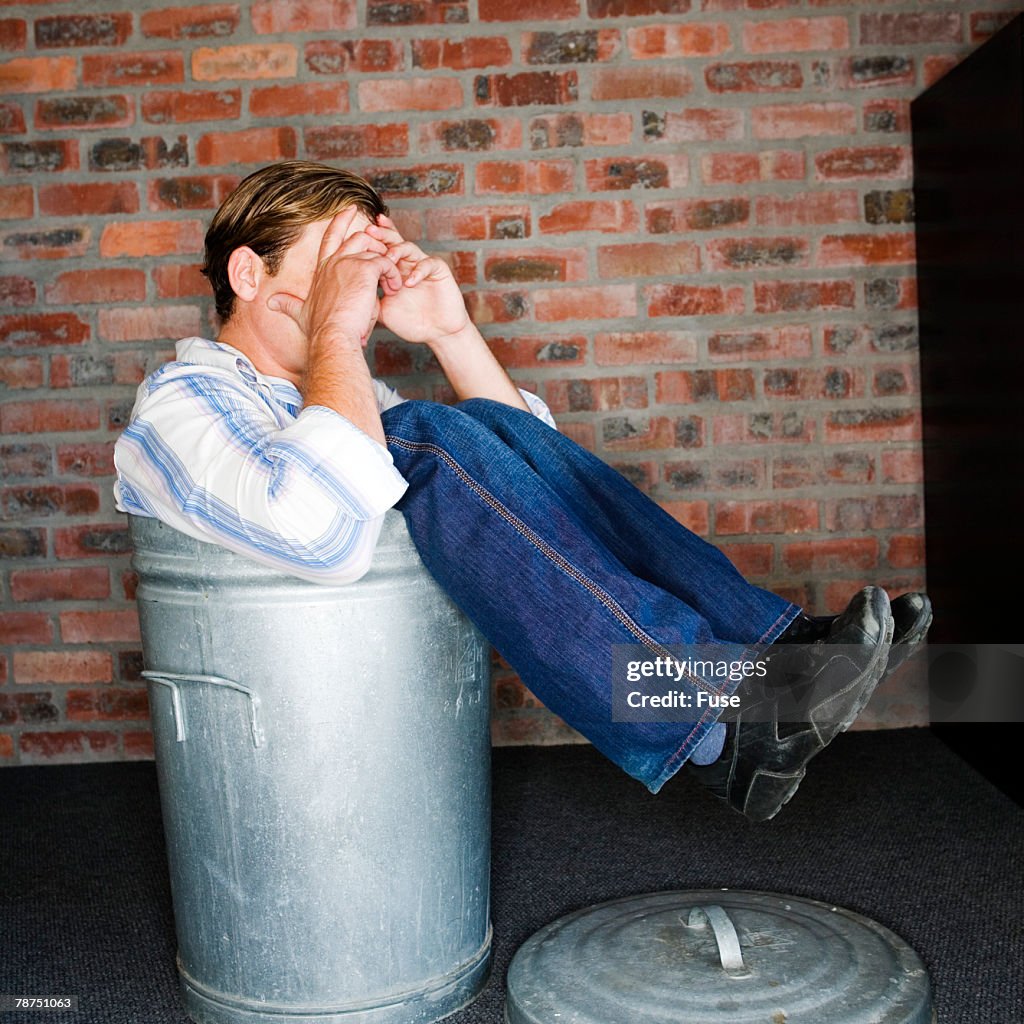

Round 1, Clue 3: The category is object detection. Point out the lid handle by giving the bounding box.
[687,904,745,971]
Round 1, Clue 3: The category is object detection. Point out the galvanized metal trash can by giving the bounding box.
[505,889,934,1024]
[130,511,493,1024]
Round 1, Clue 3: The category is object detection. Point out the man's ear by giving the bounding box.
[226,246,263,305]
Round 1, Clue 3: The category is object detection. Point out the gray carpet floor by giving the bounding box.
[0,729,1021,1023]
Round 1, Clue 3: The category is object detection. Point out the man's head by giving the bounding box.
[202,161,389,323]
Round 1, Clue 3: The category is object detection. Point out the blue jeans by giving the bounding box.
[382,399,799,793]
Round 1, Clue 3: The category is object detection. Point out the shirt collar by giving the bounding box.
[174,337,302,405]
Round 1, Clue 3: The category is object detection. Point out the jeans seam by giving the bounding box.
[387,433,727,698]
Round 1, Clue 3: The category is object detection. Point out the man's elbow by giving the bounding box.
[278,513,386,587]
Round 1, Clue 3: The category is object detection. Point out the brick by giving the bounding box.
[192,43,297,81]
[706,60,802,92]
[412,37,510,71]
[0,735,11,760]
[603,415,703,451]
[2,138,78,174]
[306,39,404,76]
[534,284,637,321]
[707,325,813,362]
[475,71,578,107]
[530,112,631,150]
[752,102,856,139]
[123,731,154,759]
[659,501,709,536]
[824,407,920,442]
[35,95,132,132]
[864,189,914,225]
[864,98,910,135]
[598,241,700,278]
[0,356,43,389]
[0,18,27,51]
[645,107,743,142]
[646,197,748,234]
[706,236,809,271]
[153,263,209,299]
[591,65,692,100]
[88,135,188,173]
[476,159,574,195]
[66,688,149,722]
[99,220,203,258]
[252,0,356,32]
[922,55,958,88]
[719,543,773,578]
[45,268,145,305]
[887,535,925,568]
[715,499,818,537]
[12,649,111,683]
[479,0,578,19]
[305,123,406,161]
[20,731,120,762]
[523,29,621,64]
[665,458,766,492]
[545,376,647,413]
[2,444,49,479]
[815,145,910,181]
[418,117,520,154]
[589,0,690,15]
[424,204,530,241]
[35,13,132,48]
[540,199,638,234]
[755,190,859,226]
[646,284,744,318]
[772,451,874,488]
[860,12,961,45]
[484,247,587,283]
[2,483,100,518]
[142,88,241,124]
[367,0,468,25]
[840,55,914,89]
[818,233,915,267]
[701,149,804,184]
[486,335,588,368]
[1,313,89,349]
[56,443,116,478]
[141,5,241,40]
[0,275,35,306]
[0,612,53,644]
[98,305,201,343]
[744,16,849,52]
[251,82,347,119]
[0,101,26,133]
[628,22,731,59]
[971,10,1018,43]
[1,226,90,260]
[60,610,140,644]
[881,449,922,485]
[147,174,238,211]
[367,164,464,199]
[763,366,861,401]
[0,692,59,726]
[463,291,529,324]
[0,527,47,558]
[0,399,99,435]
[585,154,688,191]
[712,407,815,444]
[197,126,296,166]
[754,279,855,313]
[656,369,754,403]
[595,330,697,366]
[826,495,921,532]
[0,56,77,93]
[82,52,184,87]
[782,538,879,573]
[359,77,462,112]
[37,183,138,219]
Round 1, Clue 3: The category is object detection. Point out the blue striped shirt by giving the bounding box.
[114,337,554,584]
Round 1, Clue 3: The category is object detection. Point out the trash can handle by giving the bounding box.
[686,904,746,971]
[142,671,265,749]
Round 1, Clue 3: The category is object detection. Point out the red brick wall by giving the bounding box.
[1,0,1019,763]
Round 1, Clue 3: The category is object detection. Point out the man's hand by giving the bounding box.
[366,217,472,346]
[268,208,404,351]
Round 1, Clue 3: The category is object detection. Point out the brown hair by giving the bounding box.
[202,161,389,322]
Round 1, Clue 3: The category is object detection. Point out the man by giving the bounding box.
[115,161,931,821]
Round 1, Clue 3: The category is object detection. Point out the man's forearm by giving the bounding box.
[302,337,386,445]
[429,324,530,412]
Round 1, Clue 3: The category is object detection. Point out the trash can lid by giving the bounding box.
[505,890,933,1024]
